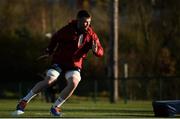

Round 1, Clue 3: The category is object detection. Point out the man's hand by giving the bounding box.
[92,40,98,53]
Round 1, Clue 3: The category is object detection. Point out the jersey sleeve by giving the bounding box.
[46,30,61,55]
[91,33,104,57]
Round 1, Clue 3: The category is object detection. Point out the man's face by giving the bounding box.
[77,17,91,32]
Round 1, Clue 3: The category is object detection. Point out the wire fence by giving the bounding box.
[0,76,180,102]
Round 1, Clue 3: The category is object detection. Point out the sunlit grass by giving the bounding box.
[0,98,154,118]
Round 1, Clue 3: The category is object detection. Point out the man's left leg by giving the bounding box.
[50,70,81,116]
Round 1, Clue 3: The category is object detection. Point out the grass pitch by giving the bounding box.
[0,97,154,118]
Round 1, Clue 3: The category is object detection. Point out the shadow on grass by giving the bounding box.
[64,108,154,117]
[4,108,180,118]
[0,108,154,117]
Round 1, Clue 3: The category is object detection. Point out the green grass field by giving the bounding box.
[0,97,154,118]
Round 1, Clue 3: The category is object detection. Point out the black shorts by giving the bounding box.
[50,64,81,74]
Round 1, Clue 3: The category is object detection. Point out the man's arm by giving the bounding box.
[46,31,60,55]
[36,30,60,61]
[92,33,104,57]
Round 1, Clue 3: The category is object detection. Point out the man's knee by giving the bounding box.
[65,70,81,81]
[46,69,60,84]
[69,77,80,88]
[65,70,81,88]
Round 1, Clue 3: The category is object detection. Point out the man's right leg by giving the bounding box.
[12,69,60,116]
[22,75,56,102]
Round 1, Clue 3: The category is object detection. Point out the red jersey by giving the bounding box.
[47,20,104,70]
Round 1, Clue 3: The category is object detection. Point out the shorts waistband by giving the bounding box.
[51,64,81,73]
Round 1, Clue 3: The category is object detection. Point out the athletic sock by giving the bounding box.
[53,97,65,108]
[23,90,37,103]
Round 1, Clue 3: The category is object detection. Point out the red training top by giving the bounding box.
[46,20,104,70]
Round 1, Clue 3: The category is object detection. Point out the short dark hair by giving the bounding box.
[77,10,91,18]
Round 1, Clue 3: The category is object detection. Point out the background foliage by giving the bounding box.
[0,0,180,100]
